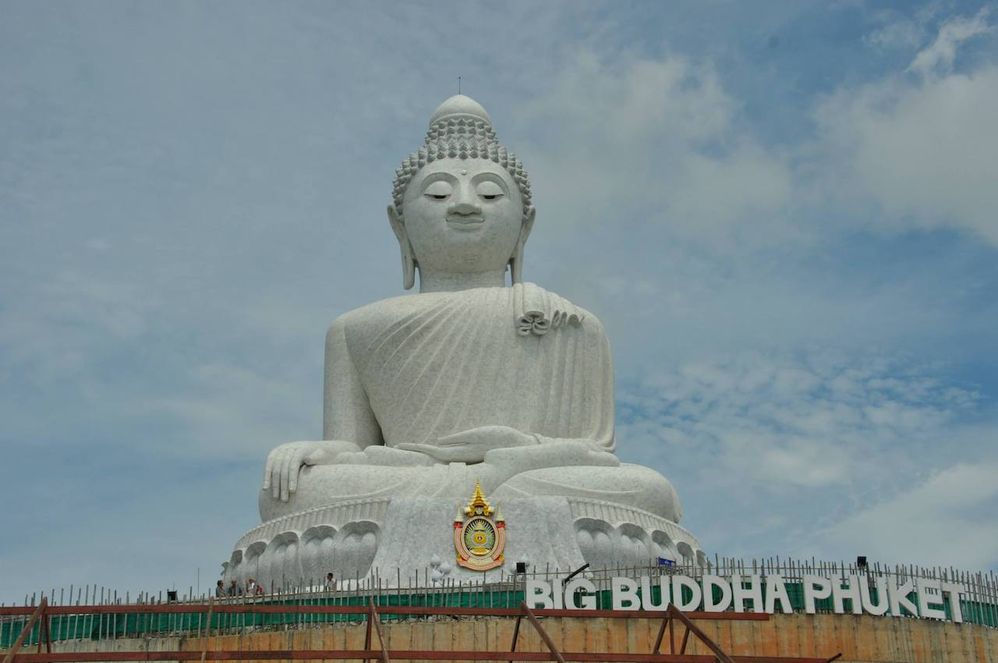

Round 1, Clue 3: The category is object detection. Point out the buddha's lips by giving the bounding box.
[446,215,485,228]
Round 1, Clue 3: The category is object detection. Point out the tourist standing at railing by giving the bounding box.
[246,578,264,596]
[324,572,337,592]
[215,580,225,599]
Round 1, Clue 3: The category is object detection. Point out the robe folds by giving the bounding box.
[323,283,615,451]
[259,284,679,524]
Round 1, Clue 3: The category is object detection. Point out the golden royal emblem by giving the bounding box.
[454,482,506,571]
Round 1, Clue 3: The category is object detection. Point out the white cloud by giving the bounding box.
[908,8,992,77]
[617,351,988,558]
[815,459,998,569]
[813,34,998,246]
[514,50,794,248]
[147,361,318,459]
[0,271,155,383]
[866,15,930,51]
[514,8,998,258]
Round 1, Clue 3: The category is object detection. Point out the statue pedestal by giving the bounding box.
[223,497,704,589]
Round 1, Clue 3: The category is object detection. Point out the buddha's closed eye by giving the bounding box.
[476,180,504,201]
[423,180,452,201]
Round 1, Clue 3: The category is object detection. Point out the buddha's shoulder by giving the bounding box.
[325,292,453,336]
[326,286,606,337]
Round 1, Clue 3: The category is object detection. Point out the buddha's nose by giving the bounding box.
[449,195,481,216]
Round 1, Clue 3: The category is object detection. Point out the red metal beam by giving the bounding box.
[509,612,523,663]
[679,625,690,654]
[6,652,839,663]
[362,601,373,663]
[652,612,671,654]
[663,605,735,663]
[521,603,566,663]
[368,599,390,663]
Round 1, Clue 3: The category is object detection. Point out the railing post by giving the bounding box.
[41,606,51,655]
[200,598,215,663]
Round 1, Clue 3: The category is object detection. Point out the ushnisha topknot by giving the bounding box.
[392,95,532,218]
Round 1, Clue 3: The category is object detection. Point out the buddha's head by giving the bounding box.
[389,95,535,291]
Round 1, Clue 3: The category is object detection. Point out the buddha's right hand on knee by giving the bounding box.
[262,440,362,502]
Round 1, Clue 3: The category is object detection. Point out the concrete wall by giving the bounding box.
[49,612,998,663]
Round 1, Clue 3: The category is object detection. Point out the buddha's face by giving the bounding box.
[400,158,526,274]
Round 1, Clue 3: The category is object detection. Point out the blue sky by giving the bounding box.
[1,0,996,602]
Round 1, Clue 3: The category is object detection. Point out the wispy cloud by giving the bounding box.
[908,8,992,77]
[516,50,794,249]
[617,351,993,566]
[815,458,998,569]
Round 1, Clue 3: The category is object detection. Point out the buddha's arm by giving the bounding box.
[322,316,382,445]
[262,317,385,502]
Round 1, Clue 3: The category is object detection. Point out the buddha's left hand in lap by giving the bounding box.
[483,439,619,478]
[397,425,538,463]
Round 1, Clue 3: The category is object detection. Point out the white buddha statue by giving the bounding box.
[224,96,703,587]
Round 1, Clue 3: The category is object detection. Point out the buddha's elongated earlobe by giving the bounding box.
[387,205,416,290]
[509,206,536,284]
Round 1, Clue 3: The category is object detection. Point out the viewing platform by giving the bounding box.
[4,558,997,663]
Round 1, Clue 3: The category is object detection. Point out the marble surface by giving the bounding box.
[223,94,703,587]
[224,495,703,588]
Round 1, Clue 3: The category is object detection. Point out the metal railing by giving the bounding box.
[3,557,997,650]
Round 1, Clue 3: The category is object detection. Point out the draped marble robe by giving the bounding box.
[259,284,680,523]
[333,283,610,449]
